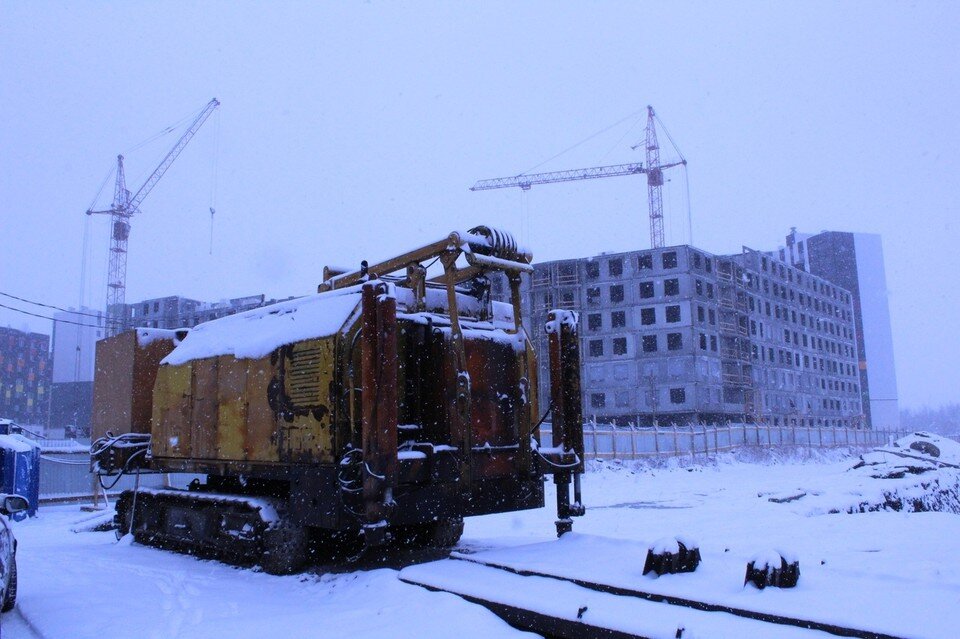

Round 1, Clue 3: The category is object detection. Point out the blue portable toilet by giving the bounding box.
[0,433,41,519]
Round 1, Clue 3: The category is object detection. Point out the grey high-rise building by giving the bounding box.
[49,307,103,434]
[522,244,863,429]
[778,229,899,429]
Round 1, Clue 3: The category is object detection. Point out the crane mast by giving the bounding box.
[88,98,220,336]
[645,105,665,249]
[471,105,685,249]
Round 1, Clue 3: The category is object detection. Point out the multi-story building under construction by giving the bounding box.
[112,294,299,331]
[523,245,863,428]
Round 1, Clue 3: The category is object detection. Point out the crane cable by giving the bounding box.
[519,108,647,176]
[599,113,645,163]
[653,112,694,246]
[125,101,215,196]
[122,104,209,156]
[209,108,221,255]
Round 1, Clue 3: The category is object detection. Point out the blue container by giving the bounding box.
[0,434,41,519]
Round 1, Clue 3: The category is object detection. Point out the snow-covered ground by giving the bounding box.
[5,447,960,638]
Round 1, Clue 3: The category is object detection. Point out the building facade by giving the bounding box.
[523,244,863,428]
[0,326,52,426]
[778,229,899,429]
[49,307,103,434]
[119,294,271,330]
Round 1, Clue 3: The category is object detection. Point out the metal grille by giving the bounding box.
[287,346,324,407]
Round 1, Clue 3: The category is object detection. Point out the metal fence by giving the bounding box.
[38,440,173,503]
[541,423,904,460]
[35,424,903,501]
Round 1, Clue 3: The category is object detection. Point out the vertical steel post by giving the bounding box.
[440,253,473,492]
[360,282,398,546]
[547,310,584,536]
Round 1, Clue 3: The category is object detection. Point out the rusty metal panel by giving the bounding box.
[244,357,279,462]
[466,338,519,451]
[418,328,458,444]
[190,357,219,460]
[151,363,193,459]
[281,339,336,463]
[132,337,180,433]
[216,356,248,460]
[92,331,178,441]
[92,333,136,442]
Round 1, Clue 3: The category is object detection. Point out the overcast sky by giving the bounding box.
[1,1,957,410]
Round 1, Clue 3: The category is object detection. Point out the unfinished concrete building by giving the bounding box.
[523,245,863,428]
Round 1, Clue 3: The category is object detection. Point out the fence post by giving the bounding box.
[630,424,637,460]
[690,427,696,460]
[611,425,617,459]
[653,426,660,455]
[673,424,679,458]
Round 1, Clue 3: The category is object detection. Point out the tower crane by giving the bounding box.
[87,98,220,336]
[471,106,685,249]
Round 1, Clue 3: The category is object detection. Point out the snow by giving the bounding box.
[649,536,680,554]
[162,287,363,365]
[8,449,960,638]
[859,430,960,468]
[0,434,37,454]
[135,488,282,524]
[544,309,578,334]
[135,328,183,347]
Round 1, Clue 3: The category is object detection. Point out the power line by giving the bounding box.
[0,291,108,321]
[0,302,118,330]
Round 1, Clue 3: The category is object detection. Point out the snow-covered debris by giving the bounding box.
[853,431,960,477]
[767,432,960,515]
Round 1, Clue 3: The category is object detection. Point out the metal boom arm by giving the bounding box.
[128,98,220,212]
[85,97,221,337]
[470,162,645,191]
[470,105,686,249]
